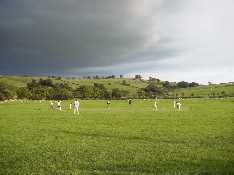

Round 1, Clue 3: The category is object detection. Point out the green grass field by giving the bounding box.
[0,99,234,175]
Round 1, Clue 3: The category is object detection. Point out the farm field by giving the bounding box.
[0,99,234,175]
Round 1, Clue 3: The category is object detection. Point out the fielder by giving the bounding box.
[69,103,72,110]
[176,101,182,111]
[57,100,62,111]
[173,100,176,109]
[50,101,54,109]
[153,101,158,111]
[73,99,80,115]
[107,100,111,110]
[128,99,132,105]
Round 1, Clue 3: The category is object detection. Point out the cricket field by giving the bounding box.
[0,99,233,175]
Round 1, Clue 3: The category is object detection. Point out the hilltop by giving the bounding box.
[0,75,234,100]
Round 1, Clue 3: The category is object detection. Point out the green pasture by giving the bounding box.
[0,99,233,175]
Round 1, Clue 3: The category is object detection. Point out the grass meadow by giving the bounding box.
[0,99,233,175]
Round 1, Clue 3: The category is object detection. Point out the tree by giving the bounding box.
[27,79,38,90]
[189,82,199,87]
[93,83,110,99]
[74,85,94,99]
[221,91,226,97]
[0,82,16,100]
[26,79,73,100]
[30,87,50,100]
[105,75,116,79]
[112,88,129,99]
[56,76,62,80]
[49,88,73,100]
[177,81,190,88]
[16,87,32,99]
[38,78,54,87]
[162,81,170,88]
[181,92,185,97]
[155,79,160,83]
[143,83,164,98]
[93,75,100,79]
[137,89,146,98]
[135,75,142,80]
[121,80,129,86]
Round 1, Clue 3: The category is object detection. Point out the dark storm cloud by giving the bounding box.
[0,0,167,75]
[1,0,233,83]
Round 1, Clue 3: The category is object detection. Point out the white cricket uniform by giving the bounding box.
[154,101,158,111]
[173,100,176,109]
[176,102,182,110]
[69,103,72,110]
[57,101,62,110]
[73,100,80,114]
[50,101,54,109]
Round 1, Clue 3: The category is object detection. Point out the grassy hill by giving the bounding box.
[0,75,234,98]
[0,76,149,97]
[173,84,234,97]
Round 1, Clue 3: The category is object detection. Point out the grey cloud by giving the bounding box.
[1,0,233,83]
[0,0,164,75]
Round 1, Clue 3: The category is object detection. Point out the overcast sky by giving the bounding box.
[0,0,234,83]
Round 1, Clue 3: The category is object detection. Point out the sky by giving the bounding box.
[0,0,234,83]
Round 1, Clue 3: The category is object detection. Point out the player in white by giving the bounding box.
[128,99,132,105]
[50,101,54,109]
[69,103,72,110]
[153,101,158,111]
[176,101,182,111]
[73,99,80,115]
[173,99,176,109]
[57,100,62,111]
[107,100,111,110]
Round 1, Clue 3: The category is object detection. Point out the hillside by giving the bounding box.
[173,84,234,97]
[0,76,149,97]
[0,76,234,98]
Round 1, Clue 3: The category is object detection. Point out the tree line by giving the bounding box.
[0,79,131,100]
[0,78,231,101]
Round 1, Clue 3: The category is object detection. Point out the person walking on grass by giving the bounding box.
[73,99,80,115]
[153,100,158,111]
[57,100,62,111]
[173,99,176,109]
[50,101,54,109]
[176,101,182,111]
[128,99,132,105]
[107,100,111,110]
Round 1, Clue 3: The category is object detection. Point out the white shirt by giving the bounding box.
[74,100,80,108]
[57,101,61,106]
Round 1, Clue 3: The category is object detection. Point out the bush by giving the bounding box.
[144,83,164,98]
[49,88,73,100]
[177,81,190,88]
[0,82,16,100]
[16,87,32,99]
[112,88,129,99]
